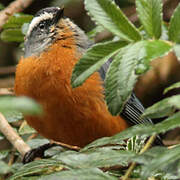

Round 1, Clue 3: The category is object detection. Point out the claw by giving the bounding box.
[23,143,56,164]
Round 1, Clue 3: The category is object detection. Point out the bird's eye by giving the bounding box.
[39,23,45,29]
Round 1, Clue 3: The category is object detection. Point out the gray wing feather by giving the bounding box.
[121,93,153,125]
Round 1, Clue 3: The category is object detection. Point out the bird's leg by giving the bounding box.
[23,143,56,164]
[23,142,80,164]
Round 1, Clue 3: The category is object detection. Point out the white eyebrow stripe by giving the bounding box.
[26,12,54,37]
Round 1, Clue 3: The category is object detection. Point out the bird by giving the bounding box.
[14,7,163,162]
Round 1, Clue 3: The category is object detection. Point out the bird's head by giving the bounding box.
[24,7,90,57]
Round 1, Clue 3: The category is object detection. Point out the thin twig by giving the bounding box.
[139,135,157,154]
[0,112,30,156]
[27,133,38,141]
[51,140,81,151]
[8,148,16,166]
[0,88,14,96]
[0,0,34,31]
[122,135,157,180]
[0,66,16,75]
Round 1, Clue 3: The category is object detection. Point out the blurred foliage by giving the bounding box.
[164,81,180,94]
[0,96,43,115]
[0,13,33,43]
[0,96,43,179]
[50,0,82,7]
[0,0,180,180]
[0,3,4,10]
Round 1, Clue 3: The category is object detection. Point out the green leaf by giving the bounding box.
[54,148,135,168]
[87,25,105,39]
[3,13,33,29]
[1,13,33,43]
[0,133,4,140]
[10,159,65,180]
[72,39,171,115]
[142,95,180,119]
[84,111,180,149]
[160,22,169,40]
[3,111,23,123]
[135,40,172,74]
[0,161,11,174]
[174,44,180,61]
[137,111,180,134]
[137,145,180,179]
[0,3,4,10]
[10,163,23,174]
[84,0,142,42]
[141,40,172,61]
[105,43,139,115]
[105,40,171,115]
[27,139,49,149]
[164,81,180,94]
[45,146,65,157]
[0,29,24,42]
[169,3,180,43]
[71,40,127,88]
[18,122,36,135]
[0,96,43,115]
[39,168,117,180]
[133,146,167,165]
[136,0,162,39]
[0,150,9,160]
[51,0,82,7]
[14,177,40,180]
[128,146,178,179]
[126,135,147,153]
[82,136,126,151]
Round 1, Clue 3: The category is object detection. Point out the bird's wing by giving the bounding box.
[120,93,153,125]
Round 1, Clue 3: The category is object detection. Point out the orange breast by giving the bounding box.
[15,38,128,147]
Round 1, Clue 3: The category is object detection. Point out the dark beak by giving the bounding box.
[53,7,64,24]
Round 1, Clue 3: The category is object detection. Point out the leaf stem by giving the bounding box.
[0,112,31,156]
[122,134,157,180]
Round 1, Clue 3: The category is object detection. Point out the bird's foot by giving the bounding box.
[23,142,80,164]
[23,143,56,164]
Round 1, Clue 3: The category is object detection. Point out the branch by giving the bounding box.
[0,112,30,156]
[0,0,34,31]
[0,66,16,75]
[0,88,14,95]
[51,140,81,151]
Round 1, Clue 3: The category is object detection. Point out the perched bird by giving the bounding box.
[15,7,162,161]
